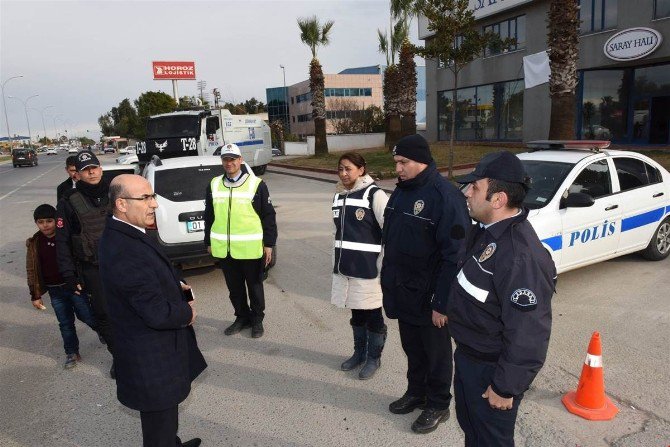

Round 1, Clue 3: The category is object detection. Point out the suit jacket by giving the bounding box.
[99,216,207,412]
[56,177,75,202]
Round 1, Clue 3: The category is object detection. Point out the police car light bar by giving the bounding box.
[526,140,611,152]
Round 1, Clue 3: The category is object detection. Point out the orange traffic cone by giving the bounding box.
[562,331,618,420]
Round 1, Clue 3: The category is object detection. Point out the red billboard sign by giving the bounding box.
[152,61,196,80]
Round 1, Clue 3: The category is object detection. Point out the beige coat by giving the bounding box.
[330,175,388,309]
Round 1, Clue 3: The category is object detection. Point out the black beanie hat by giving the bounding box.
[392,134,433,165]
[33,204,56,221]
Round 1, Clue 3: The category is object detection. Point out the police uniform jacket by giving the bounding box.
[381,163,470,326]
[203,172,277,249]
[56,177,75,202]
[331,174,388,309]
[447,208,556,398]
[56,184,110,279]
[99,217,207,412]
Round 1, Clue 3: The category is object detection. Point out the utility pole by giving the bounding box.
[197,80,207,104]
[1,75,23,151]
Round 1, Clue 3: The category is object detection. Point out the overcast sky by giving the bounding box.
[1,0,422,140]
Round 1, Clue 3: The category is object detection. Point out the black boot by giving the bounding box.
[340,324,367,371]
[359,325,387,380]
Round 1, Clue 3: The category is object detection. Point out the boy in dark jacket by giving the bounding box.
[26,204,97,369]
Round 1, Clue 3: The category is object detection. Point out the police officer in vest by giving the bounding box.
[56,150,115,376]
[204,144,277,339]
[448,151,556,446]
[381,134,470,434]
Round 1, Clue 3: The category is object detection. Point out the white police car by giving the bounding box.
[142,155,256,266]
[516,141,670,273]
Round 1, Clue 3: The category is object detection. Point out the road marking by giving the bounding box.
[0,164,62,201]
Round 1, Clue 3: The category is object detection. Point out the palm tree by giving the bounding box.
[391,0,420,137]
[298,16,334,156]
[378,19,408,149]
[547,0,579,139]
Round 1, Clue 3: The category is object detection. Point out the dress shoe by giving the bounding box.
[411,408,450,434]
[251,322,264,338]
[389,393,427,414]
[182,438,201,447]
[224,318,251,336]
[63,353,78,369]
[110,362,116,380]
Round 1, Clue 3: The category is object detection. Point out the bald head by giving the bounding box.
[110,174,158,229]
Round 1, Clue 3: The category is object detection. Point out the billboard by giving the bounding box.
[152,61,196,80]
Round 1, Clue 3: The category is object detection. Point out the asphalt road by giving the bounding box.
[0,152,668,446]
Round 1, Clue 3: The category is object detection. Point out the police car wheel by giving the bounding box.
[641,217,670,261]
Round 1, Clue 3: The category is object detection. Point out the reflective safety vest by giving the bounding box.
[332,184,382,279]
[210,174,264,259]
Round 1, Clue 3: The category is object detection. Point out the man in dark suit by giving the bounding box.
[56,156,78,202]
[99,174,207,447]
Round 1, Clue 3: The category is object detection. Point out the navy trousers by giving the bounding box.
[140,405,181,447]
[453,348,522,447]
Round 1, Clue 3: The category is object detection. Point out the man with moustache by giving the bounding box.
[100,174,206,447]
[56,150,115,376]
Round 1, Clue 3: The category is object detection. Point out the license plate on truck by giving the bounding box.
[186,220,205,233]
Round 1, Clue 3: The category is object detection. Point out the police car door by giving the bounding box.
[560,159,621,269]
[613,156,669,253]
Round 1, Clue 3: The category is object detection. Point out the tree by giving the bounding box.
[413,0,510,178]
[298,15,334,156]
[378,20,408,149]
[243,97,266,114]
[98,113,114,136]
[547,0,579,139]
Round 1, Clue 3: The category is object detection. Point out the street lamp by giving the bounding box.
[9,94,39,148]
[279,65,289,135]
[29,105,55,145]
[1,75,23,150]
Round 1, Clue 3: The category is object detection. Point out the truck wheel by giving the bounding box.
[642,216,670,261]
[252,164,267,175]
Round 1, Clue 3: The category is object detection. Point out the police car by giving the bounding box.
[142,155,256,266]
[515,141,670,273]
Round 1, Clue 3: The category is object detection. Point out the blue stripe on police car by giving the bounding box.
[621,207,665,232]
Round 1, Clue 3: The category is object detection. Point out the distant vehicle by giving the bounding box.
[68,146,79,154]
[12,149,38,167]
[484,140,670,273]
[136,108,272,174]
[116,153,139,165]
[272,148,282,157]
[46,148,58,155]
[104,146,115,154]
[119,145,136,155]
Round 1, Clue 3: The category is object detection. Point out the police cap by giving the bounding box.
[458,151,529,189]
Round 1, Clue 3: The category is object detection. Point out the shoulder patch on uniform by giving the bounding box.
[510,288,537,311]
[479,242,497,262]
[413,200,424,215]
[56,217,64,228]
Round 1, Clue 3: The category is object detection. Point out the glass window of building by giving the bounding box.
[437,79,523,141]
[484,16,525,56]
[655,0,670,18]
[580,0,617,33]
[581,69,628,141]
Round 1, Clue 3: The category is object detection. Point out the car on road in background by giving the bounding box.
[46,148,58,155]
[479,140,670,273]
[68,146,79,154]
[103,146,115,154]
[118,145,135,155]
[116,153,139,165]
[12,149,38,167]
[272,148,282,157]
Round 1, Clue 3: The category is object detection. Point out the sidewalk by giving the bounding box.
[267,162,474,193]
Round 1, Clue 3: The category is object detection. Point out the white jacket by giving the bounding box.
[330,174,389,309]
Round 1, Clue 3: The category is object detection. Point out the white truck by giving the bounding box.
[136,109,272,174]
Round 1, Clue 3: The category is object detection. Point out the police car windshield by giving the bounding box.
[155,165,225,202]
[521,160,574,209]
[146,116,200,139]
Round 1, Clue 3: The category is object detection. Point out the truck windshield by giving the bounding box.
[146,116,200,139]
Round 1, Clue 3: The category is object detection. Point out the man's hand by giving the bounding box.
[432,310,448,328]
[32,298,45,310]
[482,385,513,410]
[64,276,83,296]
[263,246,273,267]
[180,282,191,292]
[188,300,197,325]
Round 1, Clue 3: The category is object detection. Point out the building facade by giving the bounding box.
[421,0,670,145]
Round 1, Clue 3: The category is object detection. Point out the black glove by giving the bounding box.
[63,275,80,293]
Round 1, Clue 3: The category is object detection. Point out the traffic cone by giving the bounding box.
[562,331,619,420]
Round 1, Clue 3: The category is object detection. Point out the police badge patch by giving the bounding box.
[355,208,366,220]
[510,288,537,311]
[478,242,497,262]
[413,200,424,215]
